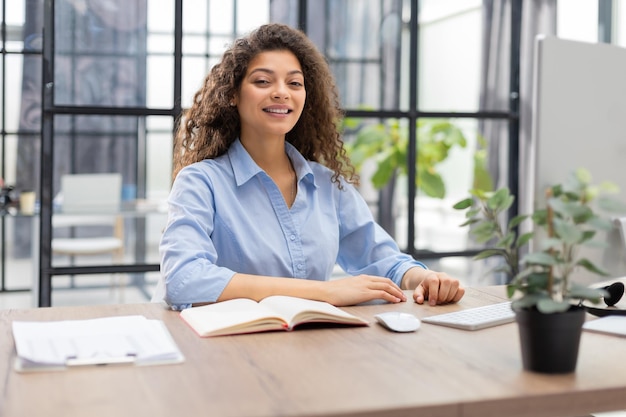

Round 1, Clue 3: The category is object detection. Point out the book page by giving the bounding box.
[180,298,288,337]
[260,296,368,328]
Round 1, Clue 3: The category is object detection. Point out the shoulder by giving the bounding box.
[173,156,233,196]
[177,155,231,181]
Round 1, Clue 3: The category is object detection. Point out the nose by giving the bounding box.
[272,82,290,100]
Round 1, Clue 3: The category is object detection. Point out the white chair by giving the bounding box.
[52,173,126,300]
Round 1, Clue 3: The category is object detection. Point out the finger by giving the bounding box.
[451,286,465,303]
[438,279,458,303]
[413,285,425,304]
[374,289,404,303]
[426,278,439,306]
[371,279,406,301]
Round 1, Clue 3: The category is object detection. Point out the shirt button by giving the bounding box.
[290,235,296,241]
[297,264,303,270]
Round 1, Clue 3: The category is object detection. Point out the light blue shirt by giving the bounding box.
[156,139,426,310]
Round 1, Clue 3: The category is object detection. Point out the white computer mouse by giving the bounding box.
[374,312,421,333]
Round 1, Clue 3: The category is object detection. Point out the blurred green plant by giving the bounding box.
[343,117,492,198]
[453,168,626,313]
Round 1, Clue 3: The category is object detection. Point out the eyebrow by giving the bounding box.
[248,68,304,77]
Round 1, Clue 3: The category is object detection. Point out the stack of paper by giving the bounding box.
[12,315,184,372]
[583,315,626,337]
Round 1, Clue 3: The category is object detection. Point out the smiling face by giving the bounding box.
[235,50,306,144]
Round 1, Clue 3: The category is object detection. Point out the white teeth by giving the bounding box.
[265,108,288,114]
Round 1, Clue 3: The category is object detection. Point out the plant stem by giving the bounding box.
[546,188,554,296]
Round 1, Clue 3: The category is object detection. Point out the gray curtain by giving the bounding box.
[518,0,557,221]
[480,0,513,191]
[480,0,556,197]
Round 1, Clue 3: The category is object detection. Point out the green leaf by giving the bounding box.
[588,216,614,231]
[597,196,626,212]
[576,258,610,276]
[511,293,550,308]
[553,218,583,244]
[508,214,528,229]
[419,169,445,198]
[453,198,474,210]
[469,221,498,243]
[515,232,534,249]
[370,152,396,189]
[486,188,513,211]
[458,218,480,227]
[539,237,562,251]
[522,252,558,266]
[495,232,515,249]
[567,283,606,302]
[536,298,571,313]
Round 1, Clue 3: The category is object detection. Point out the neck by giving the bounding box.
[240,136,290,175]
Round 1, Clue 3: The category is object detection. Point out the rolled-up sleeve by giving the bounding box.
[335,182,427,286]
[159,166,237,309]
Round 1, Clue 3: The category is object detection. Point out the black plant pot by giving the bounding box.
[514,305,586,374]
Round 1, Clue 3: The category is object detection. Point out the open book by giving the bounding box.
[180,295,369,337]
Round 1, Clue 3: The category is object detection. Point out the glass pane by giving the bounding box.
[3,215,37,295]
[6,0,26,27]
[53,115,139,184]
[237,0,270,32]
[183,0,208,34]
[209,0,234,33]
[2,135,20,190]
[182,56,209,109]
[6,54,33,133]
[409,118,506,253]
[145,116,173,200]
[50,114,167,270]
[183,35,207,56]
[342,116,412,225]
[148,0,174,33]
[557,1,598,43]
[418,1,487,112]
[6,0,38,53]
[147,55,174,108]
[148,34,174,54]
[324,0,404,111]
[53,0,148,107]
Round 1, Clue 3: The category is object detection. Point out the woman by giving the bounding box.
[156,23,465,310]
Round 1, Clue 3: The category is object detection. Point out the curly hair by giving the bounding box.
[172,23,357,187]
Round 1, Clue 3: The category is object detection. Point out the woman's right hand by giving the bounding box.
[321,275,407,306]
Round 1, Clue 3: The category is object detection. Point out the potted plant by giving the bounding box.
[453,168,625,373]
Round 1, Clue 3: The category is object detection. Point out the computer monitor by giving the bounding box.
[525,36,626,283]
[60,173,122,213]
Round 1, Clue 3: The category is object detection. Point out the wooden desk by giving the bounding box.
[1,286,625,417]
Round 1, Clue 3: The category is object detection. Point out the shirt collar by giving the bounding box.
[228,138,316,188]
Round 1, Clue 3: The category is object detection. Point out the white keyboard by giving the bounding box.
[421,302,515,331]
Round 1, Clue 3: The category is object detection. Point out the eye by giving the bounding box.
[253,79,270,86]
[290,81,304,87]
